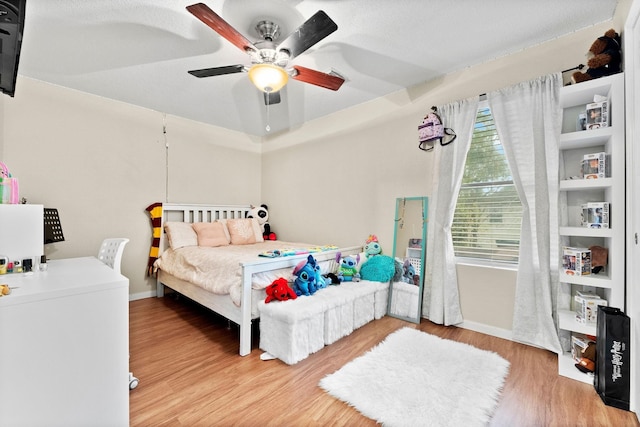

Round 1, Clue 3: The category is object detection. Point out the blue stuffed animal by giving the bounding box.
[310,256,329,290]
[336,252,361,282]
[292,255,318,296]
[402,259,416,284]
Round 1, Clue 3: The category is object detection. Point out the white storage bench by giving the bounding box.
[389,281,420,318]
[258,280,389,365]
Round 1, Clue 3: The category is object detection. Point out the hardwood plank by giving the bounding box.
[129,297,639,426]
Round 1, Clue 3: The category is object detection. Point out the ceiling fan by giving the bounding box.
[186,3,345,105]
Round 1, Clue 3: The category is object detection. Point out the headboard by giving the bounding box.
[158,203,252,253]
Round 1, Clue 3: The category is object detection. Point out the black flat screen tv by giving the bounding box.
[0,0,26,97]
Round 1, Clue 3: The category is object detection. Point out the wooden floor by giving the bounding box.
[129,296,639,427]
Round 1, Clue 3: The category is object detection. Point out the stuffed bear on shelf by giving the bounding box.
[571,29,621,84]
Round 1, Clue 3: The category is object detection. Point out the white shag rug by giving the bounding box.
[319,327,510,427]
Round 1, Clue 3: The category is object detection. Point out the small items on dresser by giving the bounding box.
[0,284,11,296]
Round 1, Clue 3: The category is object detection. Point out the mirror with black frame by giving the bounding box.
[387,197,428,323]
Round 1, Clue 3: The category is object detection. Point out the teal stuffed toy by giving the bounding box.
[360,255,397,282]
[364,234,382,258]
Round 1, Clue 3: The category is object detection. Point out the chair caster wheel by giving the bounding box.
[129,372,139,390]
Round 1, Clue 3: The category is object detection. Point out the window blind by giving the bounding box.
[451,105,522,263]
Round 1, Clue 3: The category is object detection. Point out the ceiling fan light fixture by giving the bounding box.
[248,63,289,93]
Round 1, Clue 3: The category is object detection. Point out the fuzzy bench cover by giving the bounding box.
[258,280,389,365]
[389,281,421,318]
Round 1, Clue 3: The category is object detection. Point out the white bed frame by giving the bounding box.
[155,203,362,356]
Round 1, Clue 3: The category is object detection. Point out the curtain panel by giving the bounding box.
[423,96,479,325]
[488,73,563,353]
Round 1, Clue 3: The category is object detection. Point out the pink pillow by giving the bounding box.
[225,218,264,245]
[192,222,230,247]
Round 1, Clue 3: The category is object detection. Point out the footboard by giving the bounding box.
[238,245,361,356]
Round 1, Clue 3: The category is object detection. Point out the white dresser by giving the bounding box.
[0,257,129,427]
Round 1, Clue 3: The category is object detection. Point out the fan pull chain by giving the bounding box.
[163,114,169,203]
[265,101,271,132]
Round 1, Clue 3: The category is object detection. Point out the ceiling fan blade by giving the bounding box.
[188,65,246,78]
[277,10,337,59]
[292,66,345,91]
[264,91,281,106]
[186,3,257,54]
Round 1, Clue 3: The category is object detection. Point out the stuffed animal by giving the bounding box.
[402,259,416,284]
[310,256,330,290]
[575,341,597,373]
[336,252,361,282]
[589,245,608,274]
[392,259,404,282]
[292,255,319,296]
[264,277,297,303]
[571,29,621,84]
[247,204,277,240]
[364,235,382,258]
[323,273,341,285]
[359,254,397,282]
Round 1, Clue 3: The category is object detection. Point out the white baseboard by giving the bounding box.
[458,320,513,342]
[129,291,155,301]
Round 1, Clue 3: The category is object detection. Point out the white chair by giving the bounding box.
[97,238,129,274]
[97,238,138,390]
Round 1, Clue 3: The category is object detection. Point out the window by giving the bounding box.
[451,102,522,263]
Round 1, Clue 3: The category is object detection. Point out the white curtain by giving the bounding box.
[423,97,479,325]
[488,73,563,353]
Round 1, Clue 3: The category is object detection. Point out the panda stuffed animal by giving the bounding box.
[247,204,277,240]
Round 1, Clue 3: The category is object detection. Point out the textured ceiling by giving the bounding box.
[17,0,619,137]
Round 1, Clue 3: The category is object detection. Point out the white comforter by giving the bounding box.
[155,241,327,306]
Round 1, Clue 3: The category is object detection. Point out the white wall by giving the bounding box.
[261,21,621,332]
[0,79,262,298]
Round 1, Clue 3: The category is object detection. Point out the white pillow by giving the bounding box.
[164,222,198,249]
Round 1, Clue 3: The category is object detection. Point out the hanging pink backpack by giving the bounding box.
[418,107,456,151]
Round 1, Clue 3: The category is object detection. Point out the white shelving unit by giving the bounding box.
[557,73,625,383]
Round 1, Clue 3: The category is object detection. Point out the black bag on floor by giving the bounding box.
[594,306,630,411]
